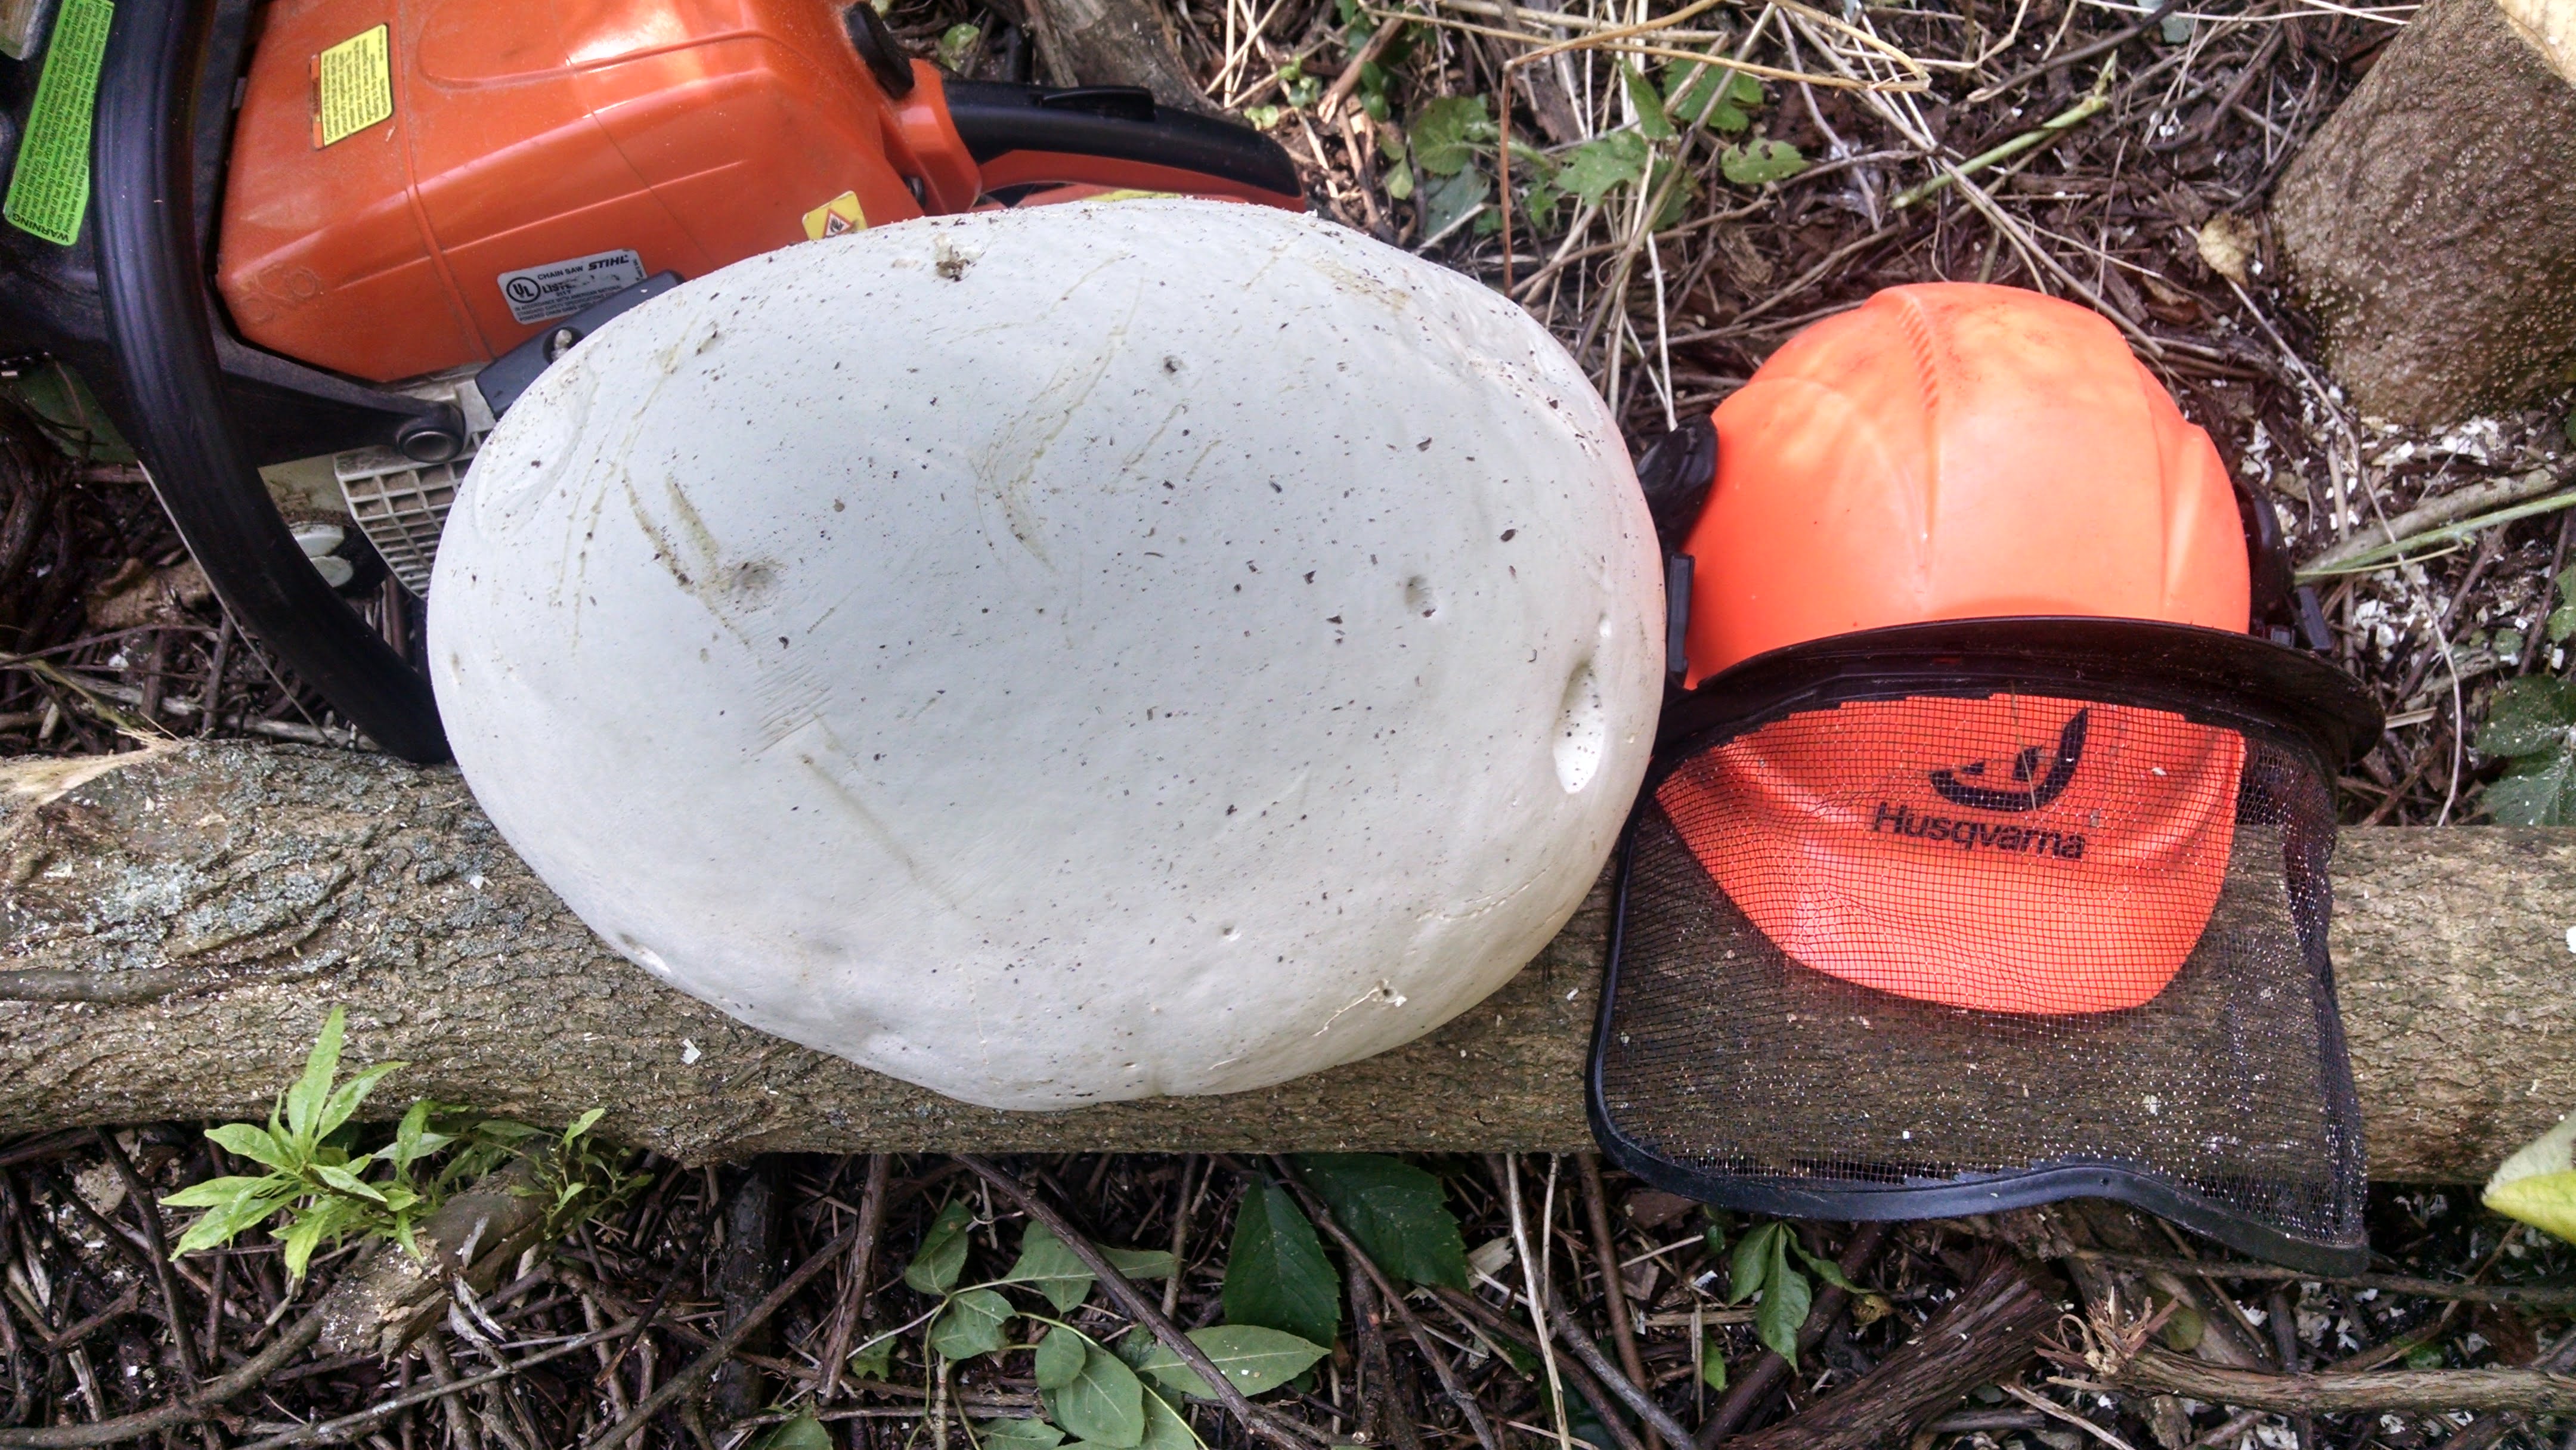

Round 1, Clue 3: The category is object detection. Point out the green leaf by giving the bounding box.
[1558,132,1649,208]
[1648,156,1699,231]
[2485,1113,2576,1243]
[1663,61,1750,132]
[284,1006,348,1145]
[1700,1337,1727,1390]
[1623,64,1674,141]
[1754,1230,1811,1367]
[1004,1223,1096,1313]
[2482,677,2576,758]
[848,1334,895,1383]
[317,1061,405,1142]
[1384,162,1416,202]
[2546,565,2576,645]
[931,1288,1015,1361]
[1727,1222,1776,1303]
[1720,139,1806,186]
[2481,677,2576,759]
[280,1210,332,1282]
[167,1186,293,1256]
[160,1173,289,1210]
[1244,105,1283,130]
[2487,753,2576,827]
[1035,1324,1091,1390]
[1137,1383,1203,1450]
[1045,1345,1147,1449]
[2479,678,2576,825]
[937,22,983,72]
[1138,1325,1329,1401]
[1419,166,1490,240]
[1102,1246,1178,1281]
[563,1107,606,1148]
[978,1420,1067,1450]
[204,1123,298,1173]
[753,1411,835,1450]
[2405,1341,2447,1371]
[1789,1239,1862,1294]
[313,1162,389,1204]
[1293,1155,1467,1289]
[905,1200,976,1296]
[1410,95,1493,177]
[1221,1181,1340,1347]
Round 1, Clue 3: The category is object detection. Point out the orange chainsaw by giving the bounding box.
[0,0,1301,759]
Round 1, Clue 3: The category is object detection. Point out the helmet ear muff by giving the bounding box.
[1634,414,1718,557]
[2233,478,2331,652]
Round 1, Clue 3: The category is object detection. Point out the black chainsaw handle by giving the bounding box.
[939,80,1302,205]
[94,0,450,762]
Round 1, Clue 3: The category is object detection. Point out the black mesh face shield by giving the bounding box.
[1589,619,2385,1275]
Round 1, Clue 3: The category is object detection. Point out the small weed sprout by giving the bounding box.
[159,1005,642,1279]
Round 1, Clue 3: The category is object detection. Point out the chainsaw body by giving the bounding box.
[219,0,1298,382]
[0,0,1300,758]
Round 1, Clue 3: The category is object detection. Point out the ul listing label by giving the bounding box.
[496,249,645,326]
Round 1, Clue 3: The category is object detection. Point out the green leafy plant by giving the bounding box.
[751,1411,835,1450]
[866,1163,1472,1448]
[2476,677,2576,825]
[1221,1180,1340,1346]
[887,1206,1323,1450]
[1726,1220,1859,1367]
[1292,1153,1467,1288]
[2545,564,2576,651]
[1720,138,1807,186]
[159,1006,638,1281]
[1664,60,1763,133]
[1333,0,1414,121]
[2484,1113,2576,1243]
[936,23,983,72]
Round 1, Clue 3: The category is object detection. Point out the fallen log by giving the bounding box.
[2271,0,2576,424]
[1,742,2571,1178]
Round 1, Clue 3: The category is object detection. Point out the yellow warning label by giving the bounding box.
[1092,189,1180,202]
[801,191,867,240]
[313,24,392,148]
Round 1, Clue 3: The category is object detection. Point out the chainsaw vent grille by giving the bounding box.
[336,439,473,596]
[1593,677,2365,1271]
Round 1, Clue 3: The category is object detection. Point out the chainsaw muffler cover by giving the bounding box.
[429,200,1663,1110]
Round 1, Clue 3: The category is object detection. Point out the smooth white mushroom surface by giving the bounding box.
[429,200,1662,1110]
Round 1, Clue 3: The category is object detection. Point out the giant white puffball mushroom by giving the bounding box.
[429,200,1662,1110]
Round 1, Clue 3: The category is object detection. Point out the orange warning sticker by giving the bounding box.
[312,24,392,147]
[801,191,867,240]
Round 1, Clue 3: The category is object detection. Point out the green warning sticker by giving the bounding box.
[4,0,113,247]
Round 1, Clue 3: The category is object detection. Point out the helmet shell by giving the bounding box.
[1679,283,2250,684]
[429,200,1664,1109]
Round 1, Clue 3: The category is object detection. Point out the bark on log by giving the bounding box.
[1018,0,1227,116]
[1,742,2572,1178]
[2271,0,2576,424]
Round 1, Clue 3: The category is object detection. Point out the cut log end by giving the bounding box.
[2273,0,2576,424]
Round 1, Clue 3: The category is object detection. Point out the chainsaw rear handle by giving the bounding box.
[94,0,450,762]
[931,78,1303,207]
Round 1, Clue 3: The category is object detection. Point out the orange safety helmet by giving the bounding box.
[1591,284,2385,1273]
[1679,283,2250,687]
[1660,283,2257,1014]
